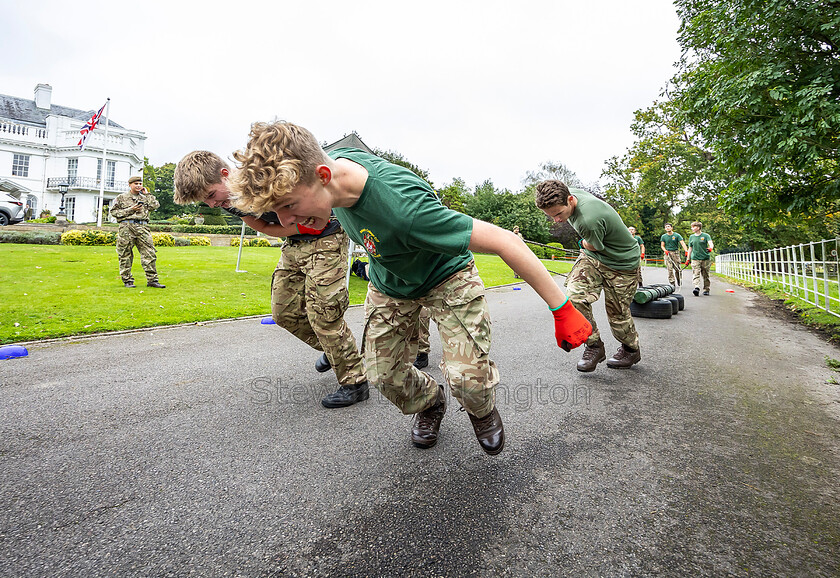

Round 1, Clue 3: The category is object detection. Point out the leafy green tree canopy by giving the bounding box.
[149,162,181,219]
[437,178,469,213]
[671,0,840,223]
[373,148,432,186]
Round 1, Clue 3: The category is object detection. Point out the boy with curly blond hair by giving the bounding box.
[227,121,592,456]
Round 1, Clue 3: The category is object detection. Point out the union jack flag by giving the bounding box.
[78,102,107,150]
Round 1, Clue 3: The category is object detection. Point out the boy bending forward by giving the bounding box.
[228,122,591,455]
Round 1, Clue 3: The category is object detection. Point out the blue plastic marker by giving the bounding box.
[513,287,522,290]
[260,317,276,325]
[0,345,28,360]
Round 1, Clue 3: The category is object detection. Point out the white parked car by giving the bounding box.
[0,192,24,226]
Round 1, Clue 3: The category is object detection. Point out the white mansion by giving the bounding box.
[0,84,146,222]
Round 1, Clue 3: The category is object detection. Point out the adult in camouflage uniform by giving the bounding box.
[536,180,641,372]
[227,122,592,456]
[110,176,165,289]
[173,150,368,408]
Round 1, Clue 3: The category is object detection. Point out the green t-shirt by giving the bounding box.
[659,232,683,251]
[688,232,713,260]
[329,148,474,299]
[567,188,640,271]
[633,235,644,247]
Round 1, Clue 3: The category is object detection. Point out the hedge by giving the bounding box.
[60,230,117,245]
[149,224,257,235]
[59,230,212,247]
[230,237,280,247]
[527,243,563,260]
[0,231,62,245]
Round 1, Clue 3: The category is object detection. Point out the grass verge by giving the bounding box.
[718,275,840,344]
[0,244,571,343]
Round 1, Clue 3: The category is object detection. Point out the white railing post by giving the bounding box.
[719,237,839,318]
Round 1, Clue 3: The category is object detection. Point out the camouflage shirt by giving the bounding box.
[111,190,159,221]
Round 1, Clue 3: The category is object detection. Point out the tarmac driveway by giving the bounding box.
[1,268,839,577]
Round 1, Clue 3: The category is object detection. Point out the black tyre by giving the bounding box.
[0,212,9,226]
[630,298,673,319]
[672,292,685,311]
[664,295,679,314]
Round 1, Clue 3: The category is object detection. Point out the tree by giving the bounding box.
[523,160,585,189]
[460,180,552,243]
[150,162,181,219]
[437,178,469,213]
[463,180,514,224]
[142,157,156,197]
[601,100,726,247]
[671,0,840,224]
[373,148,432,186]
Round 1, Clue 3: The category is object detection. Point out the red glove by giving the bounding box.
[551,299,592,351]
[707,247,712,252]
[640,252,645,259]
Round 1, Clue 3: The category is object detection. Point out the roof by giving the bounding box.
[0,178,33,196]
[0,93,125,129]
[323,132,374,154]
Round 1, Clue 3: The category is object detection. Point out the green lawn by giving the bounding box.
[0,245,571,343]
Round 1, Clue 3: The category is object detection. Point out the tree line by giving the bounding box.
[145,1,839,253]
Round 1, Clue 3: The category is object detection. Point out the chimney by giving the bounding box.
[34,84,52,110]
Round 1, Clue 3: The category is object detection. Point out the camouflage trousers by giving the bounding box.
[637,257,644,287]
[271,231,366,386]
[116,223,158,283]
[363,262,499,418]
[565,253,640,350]
[417,307,431,354]
[691,259,712,291]
[665,251,683,285]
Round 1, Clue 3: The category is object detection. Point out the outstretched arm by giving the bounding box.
[241,215,299,238]
[468,219,566,308]
[468,219,592,350]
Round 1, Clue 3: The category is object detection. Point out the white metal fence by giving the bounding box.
[716,237,840,318]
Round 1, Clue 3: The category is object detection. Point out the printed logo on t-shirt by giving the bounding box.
[360,228,381,258]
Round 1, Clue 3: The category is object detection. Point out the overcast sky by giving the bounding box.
[2,0,682,192]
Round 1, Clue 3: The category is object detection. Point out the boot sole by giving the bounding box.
[411,438,438,449]
[606,358,641,369]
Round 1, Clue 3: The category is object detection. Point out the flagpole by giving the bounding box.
[235,221,247,272]
[96,98,111,227]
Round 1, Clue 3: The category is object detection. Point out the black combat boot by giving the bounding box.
[315,352,331,373]
[413,352,429,369]
[321,381,370,408]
